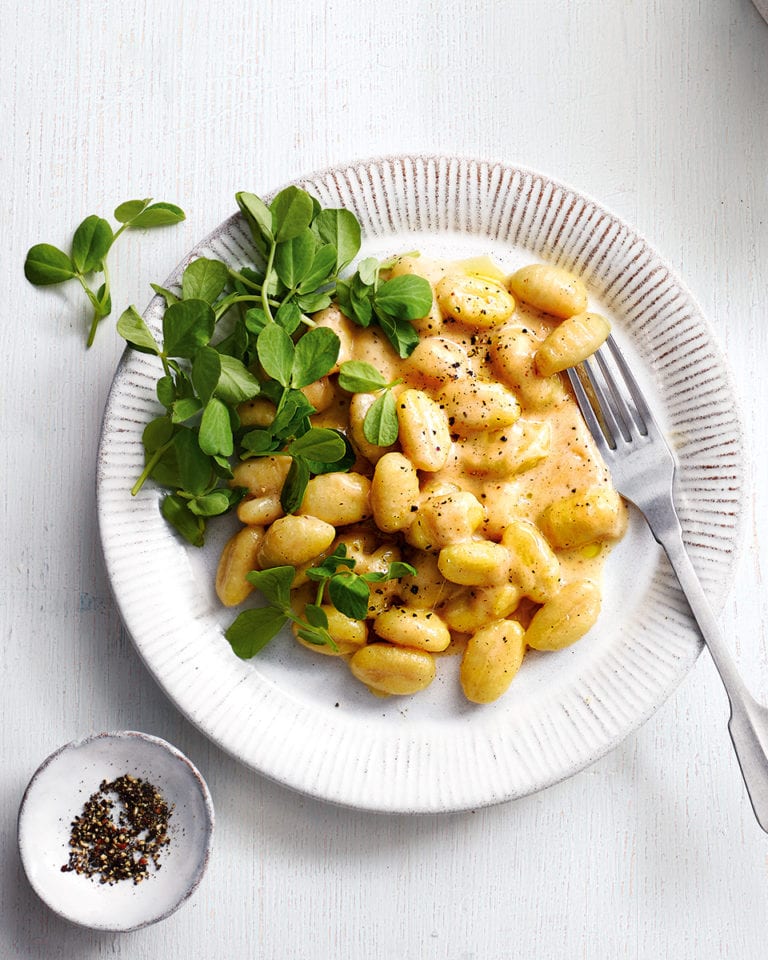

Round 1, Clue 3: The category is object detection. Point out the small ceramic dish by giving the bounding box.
[17,731,214,931]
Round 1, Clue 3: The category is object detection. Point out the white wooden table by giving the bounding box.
[3,1,768,956]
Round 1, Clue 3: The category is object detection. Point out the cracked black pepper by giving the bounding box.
[61,774,172,884]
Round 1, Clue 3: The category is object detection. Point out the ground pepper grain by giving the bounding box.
[61,774,172,884]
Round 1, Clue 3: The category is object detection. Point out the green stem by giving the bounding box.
[228,268,262,291]
[314,578,326,607]
[261,243,277,322]
[214,295,279,321]
[131,439,173,496]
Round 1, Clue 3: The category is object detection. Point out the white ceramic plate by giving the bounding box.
[97,157,744,813]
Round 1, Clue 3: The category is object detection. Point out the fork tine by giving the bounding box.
[604,336,654,431]
[566,363,615,453]
[593,350,637,441]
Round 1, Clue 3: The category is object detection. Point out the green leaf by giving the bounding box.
[226,606,288,659]
[363,390,399,445]
[215,354,260,404]
[312,208,361,270]
[162,299,215,358]
[257,323,295,387]
[306,545,356,580]
[385,561,418,579]
[174,428,213,495]
[295,291,332,313]
[297,244,337,292]
[377,313,420,359]
[280,456,310,514]
[274,301,302,335]
[274,229,316,288]
[199,397,233,457]
[236,191,274,247]
[187,490,234,517]
[24,243,77,285]
[192,346,222,405]
[148,445,181,489]
[128,202,185,228]
[374,274,433,321]
[142,415,174,453]
[328,574,369,620]
[171,397,203,423]
[157,375,176,409]
[181,257,230,303]
[304,604,329,629]
[357,257,379,287]
[291,327,340,389]
[270,186,315,242]
[114,198,152,223]
[269,388,315,438]
[117,305,160,355]
[244,306,269,336]
[303,431,356,476]
[336,275,374,327]
[71,215,113,274]
[161,494,206,547]
[296,626,336,648]
[150,282,179,306]
[337,360,389,394]
[215,318,249,360]
[288,427,347,462]
[245,566,295,608]
[94,282,112,317]
[240,429,279,456]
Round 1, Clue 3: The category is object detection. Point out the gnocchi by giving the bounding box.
[219,252,626,704]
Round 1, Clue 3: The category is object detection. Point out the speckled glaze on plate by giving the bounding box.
[17,731,214,930]
[96,156,744,813]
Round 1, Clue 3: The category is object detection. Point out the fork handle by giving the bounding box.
[656,522,768,833]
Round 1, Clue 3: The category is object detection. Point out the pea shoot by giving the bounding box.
[24,198,185,347]
[26,185,432,658]
[225,546,416,658]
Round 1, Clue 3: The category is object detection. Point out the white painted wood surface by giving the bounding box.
[2,0,767,956]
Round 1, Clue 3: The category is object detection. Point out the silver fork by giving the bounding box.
[566,336,768,834]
